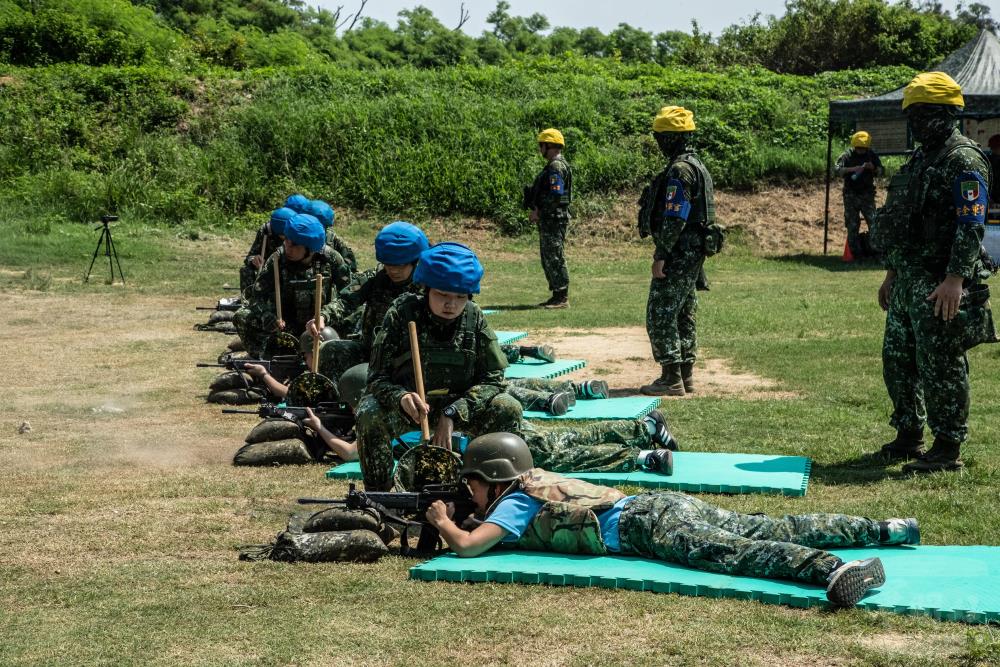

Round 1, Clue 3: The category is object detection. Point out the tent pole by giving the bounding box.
[823,122,833,256]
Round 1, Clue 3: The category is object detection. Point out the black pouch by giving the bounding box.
[959,284,999,350]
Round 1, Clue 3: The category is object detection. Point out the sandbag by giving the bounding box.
[227,338,246,352]
[245,418,304,444]
[304,507,382,534]
[239,529,387,563]
[233,439,314,466]
[208,310,235,324]
[209,370,252,392]
[207,388,263,405]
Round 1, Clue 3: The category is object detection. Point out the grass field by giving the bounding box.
[1,215,999,666]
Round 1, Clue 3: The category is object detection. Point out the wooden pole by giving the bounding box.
[407,321,431,443]
[311,273,323,373]
[258,238,267,276]
[273,256,282,327]
[823,121,834,256]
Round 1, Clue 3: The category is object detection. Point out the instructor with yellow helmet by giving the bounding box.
[872,71,996,472]
[524,128,573,309]
[639,105,724,396]
[834,130,884,260]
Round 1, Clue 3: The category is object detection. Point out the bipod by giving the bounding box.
[84,215,125,284]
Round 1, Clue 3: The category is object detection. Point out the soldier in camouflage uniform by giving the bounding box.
[872,72,997,473]
[524,128,572,309]
[317,221,429,383]
[426,434,920,608]
[834,131,884,260]
[232,213,352,358]
[240,207,295,292]
[304,198,358,272]
[639,106,724,397]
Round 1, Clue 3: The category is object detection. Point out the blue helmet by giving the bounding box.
[284,193,310,213]
[306,200,335,228]
[268,207,296,237]
[284,214,326,253]
[375,221,430,265]
[413,242,483,294]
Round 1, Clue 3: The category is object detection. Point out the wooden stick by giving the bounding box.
[311,273,323,373]
[273,256,282,327]
[407,320,431,443]
[257,237,267,276]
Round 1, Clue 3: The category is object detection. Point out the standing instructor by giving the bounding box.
[525,129,572,309]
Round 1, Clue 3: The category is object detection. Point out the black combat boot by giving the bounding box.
[877,428,925,463]
[518,345,557,362]
[641,364,685,397]
[680,362,695,394]
[902,436,963,473]
[543,288,569,309]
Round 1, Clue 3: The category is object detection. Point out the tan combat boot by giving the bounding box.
[640,364,685,397]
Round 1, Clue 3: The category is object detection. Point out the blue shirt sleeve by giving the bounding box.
[485,492,544,543]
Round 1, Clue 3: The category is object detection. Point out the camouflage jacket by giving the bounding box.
[244,246,352,334]
[337,269,422,354]
[834,148,884,193]
[525,155,572,220]
[326,230,358,272]
[489,468,626,556]
[367,294,508,424]
[876,129,991,279]
[639,151,715,261]
[245,223,282,270]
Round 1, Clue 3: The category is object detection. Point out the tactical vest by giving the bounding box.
[873,132,992,256]
[526,157,572,213]
[280,253,337,328]
[488,469,627,556]
[389,297,480,396]
[638,151,720,255]
[359,273,418,353]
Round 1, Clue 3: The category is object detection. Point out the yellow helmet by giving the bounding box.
[536,128,565,146]
[902,71,964,110]
[653,106,695,133]
[850,131,871,148]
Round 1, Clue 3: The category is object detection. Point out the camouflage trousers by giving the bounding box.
[843,190,876,258]
[318,339,367,384]
[355,392,523,491]
[539,215,569,292]
[647,257,701,365]
[518,418,650,473]
[883,270,970,443]
[507,378,574,412]
[619,493,882,585]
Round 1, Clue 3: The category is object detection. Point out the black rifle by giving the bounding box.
[223,400,353,424]
[298,482,477,556]
[196,297,242,312]
[197,355,305,382]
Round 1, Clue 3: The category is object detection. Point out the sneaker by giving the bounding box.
[644,409,679,451]
[545,392,573,416]
[826,558,885,607]
[577,380,610,400]
[879,518,920,545]
[643,449,674,475]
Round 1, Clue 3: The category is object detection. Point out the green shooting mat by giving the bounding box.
[523,396,660,421]
[482,309,499,315]
[505,358,586,380]
[327,451,811,496]
[496,331,528,346]
[409,546,1000,623]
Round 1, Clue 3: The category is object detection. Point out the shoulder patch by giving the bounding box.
[548,171,565,195]
[953,171,988,225]
[663,177,691,221]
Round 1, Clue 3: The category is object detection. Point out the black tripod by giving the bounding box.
[84,215,125,284]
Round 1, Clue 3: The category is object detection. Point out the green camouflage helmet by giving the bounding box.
[300,326,340,352]
[461,432,534,482]
[339,363,369,410]
[394,444,462,491]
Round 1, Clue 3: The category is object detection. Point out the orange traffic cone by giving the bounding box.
[841,239,855,263]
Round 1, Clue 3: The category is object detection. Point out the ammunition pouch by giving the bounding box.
[701,222,726,257]
[959,284,999,350]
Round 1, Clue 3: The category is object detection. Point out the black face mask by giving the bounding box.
[907,104,958,149]
[654,132,687,159]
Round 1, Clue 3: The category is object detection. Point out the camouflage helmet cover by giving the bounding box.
[338,363,369,410]
[461,432,534,482]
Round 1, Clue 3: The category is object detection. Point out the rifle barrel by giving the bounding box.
[196,363,225,368]
[221,409,260,414]
[297,498,345,504]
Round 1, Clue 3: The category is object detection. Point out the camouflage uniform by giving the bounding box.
[834,147,883,258]
[327,229,358,273]
[495,470,882,585]
[355,294,522,490]
[318,269,420,382]
[640,151,715,366]
[518,419,652,473]
[240,223,283,292]
[232,246,352,358]
[506,377,574,413]
[874,126,995,446]
[526,155,572,293]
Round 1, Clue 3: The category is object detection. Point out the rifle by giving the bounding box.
[298,482,477,556]
[197,354,305,382]
[222,401,354,430]
[195,296,241,312]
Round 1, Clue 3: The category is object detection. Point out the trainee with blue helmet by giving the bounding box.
[232,212,353,359]
[306,198,359,272]
[313,221,430,383]
[239,207,298,292]
[285,193,310,213]
[354,241,523,491]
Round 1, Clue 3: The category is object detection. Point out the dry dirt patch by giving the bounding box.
[521,326,797,400]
